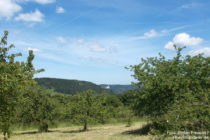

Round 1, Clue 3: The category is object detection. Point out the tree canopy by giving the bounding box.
[130,47,210,135]
[0,31,43,139]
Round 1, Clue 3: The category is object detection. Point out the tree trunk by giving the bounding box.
[83,121,88,131]
[3,132,8,140]
[38,123,48,132]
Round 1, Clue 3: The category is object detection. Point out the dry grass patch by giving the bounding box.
[1,122,151,140]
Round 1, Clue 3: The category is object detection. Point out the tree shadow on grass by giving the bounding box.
[14,128,94,136]
[61,129,91,134]
[122,124,152,136]
[14,130,59,136]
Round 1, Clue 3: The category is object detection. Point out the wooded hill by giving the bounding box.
[35,78,112,94]
[35,78,136,94]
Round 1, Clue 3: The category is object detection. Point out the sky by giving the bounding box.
[0,0,210,84]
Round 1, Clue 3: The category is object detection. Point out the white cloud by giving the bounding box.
[83,56,105,63]
[165,33,203,50]
[0,0,22,18]
[24,22,36,28]
[14,0,55,4]
[56,6,65,14]
[173,33,203,46]
[144,29,158,38]
[56,36,67,43]
[133,29,158,40]
[37,52,79,65]
[180,3,201,9]
[189,48,210,57]
[27,47,40,52]
[34,0,55,4]
[76,39,85,45]
[160,26,186,34]
[13,0,29,2]
[15,9,44,22]
[164,41,175,50]
[88,43,107,52]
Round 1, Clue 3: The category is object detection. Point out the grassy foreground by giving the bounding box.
[1,122,151,140]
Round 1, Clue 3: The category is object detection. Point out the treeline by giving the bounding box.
[16,86,136,132]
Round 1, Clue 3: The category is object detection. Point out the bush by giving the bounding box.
[130,46,210,135]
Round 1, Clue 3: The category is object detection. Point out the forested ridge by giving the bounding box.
[35,78,112,94]
[35,78,137,95]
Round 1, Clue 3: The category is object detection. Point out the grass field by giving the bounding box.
[1,122,152,140]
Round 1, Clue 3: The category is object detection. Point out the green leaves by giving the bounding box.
[18,86,55,132]
[0,30,43,138]
[130,46,210,134]
[70,90,106,130]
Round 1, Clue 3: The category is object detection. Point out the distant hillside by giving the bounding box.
[100,84,138,94]
[35,78,111,95]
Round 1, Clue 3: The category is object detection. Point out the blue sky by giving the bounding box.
[1,0,210,84]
